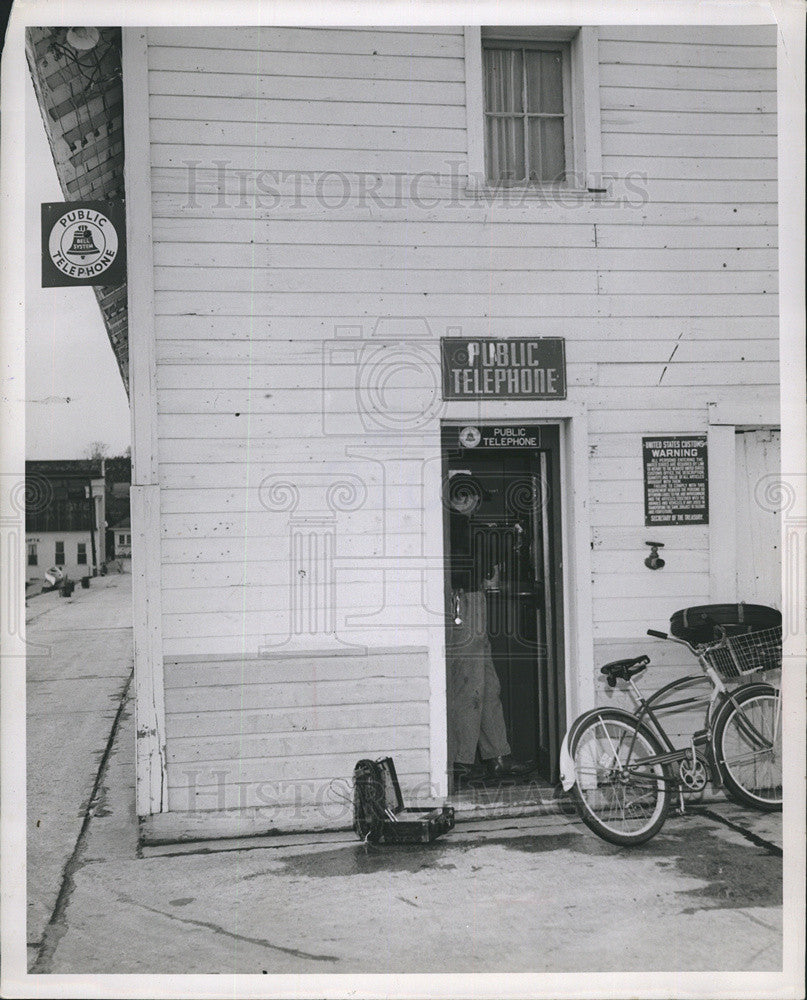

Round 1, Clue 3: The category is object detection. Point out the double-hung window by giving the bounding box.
[483,40,570,185]
[465,27,603,193]
[28,543,38,567]
[55,540,64,564]
[77,542,87,565]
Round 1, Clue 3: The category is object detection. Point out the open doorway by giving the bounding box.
[441,423,565,791]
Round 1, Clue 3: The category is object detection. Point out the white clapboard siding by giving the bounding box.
[597,25,776,45]
[148,70,466,105]
[153,314,778,346]
[598,40,776,69]
[152,243,777,272]
[600,109,776,136]
[149,196,777,227]
[151,267,598,295]
[145,26,778,807]
[150,94,468,128]
[148,46,465,82]
[149,26,464,57]
[153,332,778,369]
[160,534,425,562]
[152,291,777,318]
[166,701,429,740]
[599,87,775,114]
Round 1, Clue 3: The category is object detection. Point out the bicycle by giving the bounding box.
[560,605,782,846]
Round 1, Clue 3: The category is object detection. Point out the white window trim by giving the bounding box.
[464,25,603,197]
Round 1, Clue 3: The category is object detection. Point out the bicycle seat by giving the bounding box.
[600,655,650,688]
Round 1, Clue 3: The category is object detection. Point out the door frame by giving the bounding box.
[707,398,780,603]
[424,402,593,798]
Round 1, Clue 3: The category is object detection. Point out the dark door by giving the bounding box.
[442,424,565,781]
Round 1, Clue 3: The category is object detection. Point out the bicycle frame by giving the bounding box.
[604,633,779,800]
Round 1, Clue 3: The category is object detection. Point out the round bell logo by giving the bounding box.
[459,425,481,449]
[48,208,119,279]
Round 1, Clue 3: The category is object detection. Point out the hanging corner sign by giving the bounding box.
[41,200,126,287]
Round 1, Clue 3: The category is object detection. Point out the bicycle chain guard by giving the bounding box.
[678,752,710,792]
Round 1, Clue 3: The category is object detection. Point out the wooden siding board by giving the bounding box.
[148,70,466,104]
[600,87,775,114]
[167,726,431,764]
[149,26,464,57]
[149,95,468,128]
[152,292,778,319]
[151,244,777,272]
[600,110,776,136]
[148,46,465,81]
[150,120,468,152]
[597,40,777,69]
[166,701,429,739]
[596,26,776,45]
[598,64,775,92]
[165,676,430,713]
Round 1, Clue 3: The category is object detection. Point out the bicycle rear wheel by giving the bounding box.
[713,684,782,811]
[569,709,671,846]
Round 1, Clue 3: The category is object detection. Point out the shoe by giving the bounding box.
[484,755,536,780]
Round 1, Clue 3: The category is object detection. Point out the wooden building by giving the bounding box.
[29,23,782,841]
[25,460,106,582]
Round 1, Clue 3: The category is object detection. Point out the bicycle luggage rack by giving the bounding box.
[701,626,782,680]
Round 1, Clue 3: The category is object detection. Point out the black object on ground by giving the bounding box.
[353,757,455,844]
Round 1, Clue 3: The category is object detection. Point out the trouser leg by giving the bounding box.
[476,649,511,760]
[447,649,485,764]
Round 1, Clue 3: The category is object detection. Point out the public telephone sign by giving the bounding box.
[41,200,126,287]
[441,338,566,400]
[457,425,545,449]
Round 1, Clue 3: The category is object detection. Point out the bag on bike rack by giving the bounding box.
[669,603,781,645]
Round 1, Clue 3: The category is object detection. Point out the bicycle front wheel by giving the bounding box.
[713,684,782,811]
[569,709,671,846]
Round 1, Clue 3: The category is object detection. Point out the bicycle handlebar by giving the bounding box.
[647,629,668,640]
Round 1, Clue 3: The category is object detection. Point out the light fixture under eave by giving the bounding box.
[65,27,100,51]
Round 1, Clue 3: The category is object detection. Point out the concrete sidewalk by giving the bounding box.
[25,573,786,977]
[26,574,133,966]
[32,680,783,975]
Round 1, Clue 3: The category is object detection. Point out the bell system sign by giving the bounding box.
[441,337,566,400]
[41,201,126,287]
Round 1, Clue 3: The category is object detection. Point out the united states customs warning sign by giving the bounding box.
[41,201,126,287]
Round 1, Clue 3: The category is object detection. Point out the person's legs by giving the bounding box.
[448,649,486,764]
[476,649,511,760]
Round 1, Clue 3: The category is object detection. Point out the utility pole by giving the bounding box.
[86,479,97,575]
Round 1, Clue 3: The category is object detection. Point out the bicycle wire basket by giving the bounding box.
[702,626,782,679]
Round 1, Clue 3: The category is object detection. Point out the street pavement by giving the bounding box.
[24,573,789,978]
[25,573,133,967]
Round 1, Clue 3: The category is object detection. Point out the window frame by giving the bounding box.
[28,543,38,567]
[55,540,65,565]
[464,25,603,196]
[77,542,87,565]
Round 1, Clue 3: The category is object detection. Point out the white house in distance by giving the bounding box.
[25,460,106,583]
[28,21,784,843]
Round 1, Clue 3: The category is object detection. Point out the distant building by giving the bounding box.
[25,460,106,581]
[112,516,132,558]
[104,455,131,558]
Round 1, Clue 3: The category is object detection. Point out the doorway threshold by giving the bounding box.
[447,778,572,823]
